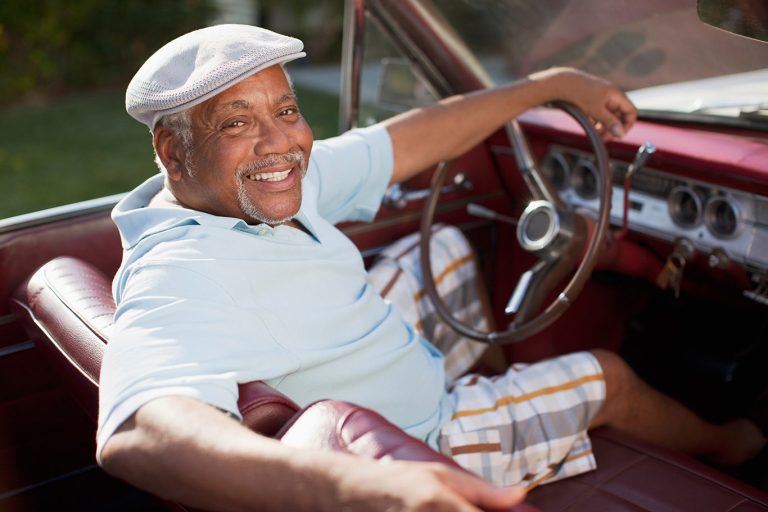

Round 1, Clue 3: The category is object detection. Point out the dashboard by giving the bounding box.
[541,145,768,276]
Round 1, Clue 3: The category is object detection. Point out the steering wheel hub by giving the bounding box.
[517,200,559,252]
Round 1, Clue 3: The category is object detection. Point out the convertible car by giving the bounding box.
[1,0,767,510]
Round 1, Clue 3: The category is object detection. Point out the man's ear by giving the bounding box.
[153,127,187,181]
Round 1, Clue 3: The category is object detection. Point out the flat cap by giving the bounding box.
[126,24,305,130]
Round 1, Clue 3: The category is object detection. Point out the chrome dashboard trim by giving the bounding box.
[544,145,768,272]
[340,0,365,132]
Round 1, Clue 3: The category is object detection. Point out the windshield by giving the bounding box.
[430,0,768,124]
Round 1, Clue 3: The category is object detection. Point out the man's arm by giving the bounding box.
[101,395,525,512]
[383,67,637,185]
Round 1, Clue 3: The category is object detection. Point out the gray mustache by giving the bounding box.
[238,151,305,175]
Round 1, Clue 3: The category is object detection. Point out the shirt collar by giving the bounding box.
[112,174,319,249]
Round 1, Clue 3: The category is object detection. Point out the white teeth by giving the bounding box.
[247,169,291,182]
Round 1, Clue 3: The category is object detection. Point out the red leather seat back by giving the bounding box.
[10,256,300,434]
[236,380,300,437]
[11,257,111,418]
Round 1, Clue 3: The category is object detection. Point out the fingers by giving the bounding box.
[599,91,637,140]
[337,459,526,512]
[543,67,637,141]
[434,464,526,510]
[609,93,638,129]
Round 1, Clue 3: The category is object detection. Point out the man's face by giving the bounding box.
[172,65,313,225]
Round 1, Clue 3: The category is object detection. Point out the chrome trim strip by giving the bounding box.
[368,1,453,97]
[0,464,98,501]
[0,193,124,235]
[0,313,16,326]
[340,0,365,132]
[0,340,35,357]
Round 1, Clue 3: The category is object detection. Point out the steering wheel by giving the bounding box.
[419,102,612,344]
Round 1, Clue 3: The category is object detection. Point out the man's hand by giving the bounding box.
[529,67,637,140]
[330,457,526,512]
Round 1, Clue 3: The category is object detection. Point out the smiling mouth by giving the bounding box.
[246,169,292,182]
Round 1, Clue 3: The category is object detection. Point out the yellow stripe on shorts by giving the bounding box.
[414,253,474,302]
[451,373,605,419]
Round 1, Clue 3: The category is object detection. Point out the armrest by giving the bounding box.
[278,400,540,512]
[279,400,461,465]
[237,381,299,437]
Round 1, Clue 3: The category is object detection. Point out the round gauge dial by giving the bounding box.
[705,197,739,238]
[542,151,570,190]
[668,186,703,228]
[571,159,599,200]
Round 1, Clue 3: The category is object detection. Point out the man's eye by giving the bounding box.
[225,120,246,128]
[280,108,299,116]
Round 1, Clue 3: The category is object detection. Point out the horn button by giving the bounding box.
[517,200,571,254]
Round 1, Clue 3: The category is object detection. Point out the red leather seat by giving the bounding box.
[527,428,768,511]
[11,256,768,512]
[9,256,300,437]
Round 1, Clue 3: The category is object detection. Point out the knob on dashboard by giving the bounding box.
[708,247,731,269]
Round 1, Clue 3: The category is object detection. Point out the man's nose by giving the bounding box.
[253,119,294,156]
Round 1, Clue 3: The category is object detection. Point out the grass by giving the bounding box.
[0,85,340,219]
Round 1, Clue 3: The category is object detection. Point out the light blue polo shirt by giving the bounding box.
[97,125,450,458]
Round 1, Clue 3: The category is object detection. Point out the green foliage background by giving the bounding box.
[0,1,344,218]
[0,0,215,104]
[0,84,338,219]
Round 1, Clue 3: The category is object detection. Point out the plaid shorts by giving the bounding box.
[367,226,606,489]
[440,353,605,489]
[366,224,492,381]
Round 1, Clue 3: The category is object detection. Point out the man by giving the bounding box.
[98,24,765,511]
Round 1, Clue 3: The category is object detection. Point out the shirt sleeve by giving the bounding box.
[96,261,300,464]
[306,123,393,225]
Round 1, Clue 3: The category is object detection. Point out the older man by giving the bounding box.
[98,24,764,512]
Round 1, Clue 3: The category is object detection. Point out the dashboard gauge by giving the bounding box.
[668,186,703,228]
[571,159,599,200]
[544,144,766,272]
[705,197,740,238]
[541,151,570,190]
